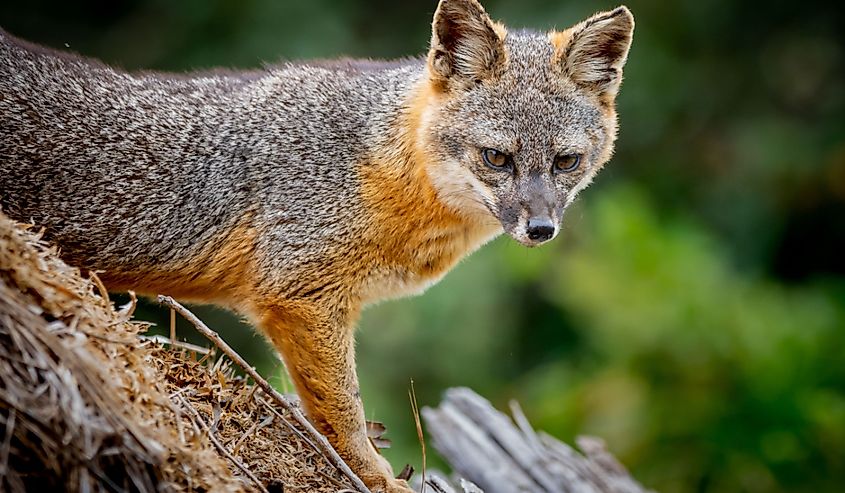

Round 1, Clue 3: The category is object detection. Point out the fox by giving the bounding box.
[0,0,634,491]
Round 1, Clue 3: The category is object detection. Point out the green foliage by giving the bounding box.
[362,184,845,492]
[529,186,845,492]
[3,1,843,491]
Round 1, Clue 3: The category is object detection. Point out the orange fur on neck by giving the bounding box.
[356,78,498,299]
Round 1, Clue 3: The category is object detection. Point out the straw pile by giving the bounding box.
[0,211,361,492]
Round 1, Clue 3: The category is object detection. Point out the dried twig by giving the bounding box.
[231,415,273,455]
[409,379,426,492]
[177,394,269,493]
[138,335,211,354]
[89,271,110,305]
[255,396,323,454]
[158,295,371,493]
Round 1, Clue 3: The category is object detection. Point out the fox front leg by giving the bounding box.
[259,302,412,493]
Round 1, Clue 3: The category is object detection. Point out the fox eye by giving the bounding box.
[553,153,581,173]
[482,148,512,171]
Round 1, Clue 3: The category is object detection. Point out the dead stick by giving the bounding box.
[177,394,269,493]
[158,295,371,493]
[230,414,270,455]
[256,395,323,454]
[253,391,360,491]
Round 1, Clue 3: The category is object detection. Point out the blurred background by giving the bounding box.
[2,1,843,491]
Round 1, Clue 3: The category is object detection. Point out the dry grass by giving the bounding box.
[0,211,361,492]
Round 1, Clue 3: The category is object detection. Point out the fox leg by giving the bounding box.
[259,302,412,493]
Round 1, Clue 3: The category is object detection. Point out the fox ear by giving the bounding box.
[554,6,634,101]
[428,0,506,88]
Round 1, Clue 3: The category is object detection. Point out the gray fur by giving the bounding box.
[0,1,635,300]
[0,4,633,297]
[0,29,422,285]
[427,31,609,241]
[423,1,634,247]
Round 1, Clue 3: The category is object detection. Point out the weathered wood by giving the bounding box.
[421,388,653,493]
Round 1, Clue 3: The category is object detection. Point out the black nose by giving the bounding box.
[527,218,555,242]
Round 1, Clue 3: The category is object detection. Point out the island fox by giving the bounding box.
[0,0,634,490]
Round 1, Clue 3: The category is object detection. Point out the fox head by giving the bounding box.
[415,0,634,246]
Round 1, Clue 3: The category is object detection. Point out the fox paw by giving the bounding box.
[360,473,414,493]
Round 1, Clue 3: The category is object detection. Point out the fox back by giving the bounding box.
[0,33,407,294]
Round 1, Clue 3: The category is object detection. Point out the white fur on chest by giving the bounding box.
[359,267,447,306]
[358,223,501,306]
